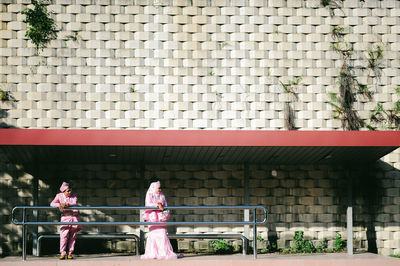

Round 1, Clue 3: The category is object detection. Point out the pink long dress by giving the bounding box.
[141,182,178,260]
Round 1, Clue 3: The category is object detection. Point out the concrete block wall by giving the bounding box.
[1,158,399,255]
[0,0,399,130]
[0,0,399,256]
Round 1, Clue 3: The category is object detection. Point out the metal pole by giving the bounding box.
[33,174,39,256]
[253,208,257,259]
[139,165,145,254]
[244,164,249,254]
[22,208,27,261]
[347,170,353,255]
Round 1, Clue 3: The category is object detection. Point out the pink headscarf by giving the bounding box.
[142,181,170,222]
[59,182,69,192]
[145,181,167,207]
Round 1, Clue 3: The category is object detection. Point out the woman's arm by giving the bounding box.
[50,194,60,207]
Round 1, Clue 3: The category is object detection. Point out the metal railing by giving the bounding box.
[12,205,267,261]
[168,234,248,256]
[37,234,140,257]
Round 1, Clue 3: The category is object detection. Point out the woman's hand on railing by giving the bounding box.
[59,203,68,212]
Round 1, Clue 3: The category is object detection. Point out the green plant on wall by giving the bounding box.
[0,88,16,103]
[321,0,365,16]
[331,26,346,41]
[279,76,302,130]
[63,30,82,48]
[366,44,384,83]
[369,88,400,130]
[22,0,58,55]
[327,27,373,130]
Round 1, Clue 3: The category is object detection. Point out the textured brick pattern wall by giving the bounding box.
[0,0,399,130]
[0,0,399,257]
[1,160,399,255]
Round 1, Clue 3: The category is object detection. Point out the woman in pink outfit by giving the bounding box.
[141,181,180,260]
[50,182,82,260]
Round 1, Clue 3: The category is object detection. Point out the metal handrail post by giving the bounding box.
[253,208,257,259]
[22,207,26,261]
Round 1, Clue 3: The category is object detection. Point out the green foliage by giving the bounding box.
[64,30,81,48]
[329,25,376,130]
[257,235,280,254]
[276,231,347,254]
[22,0,58,55]
[331,26,346,42]
[291,231,316,253]
[331,42,353,57]
[219,41,228,49]
[316,238,328,253]
[267,242,279,253]
[0,88,16,102]
[333,233,346,252]
[279,76,302,96]
[389,254,400,258]
[370,101,400,130]
[210,239,234,254]
[367,45,384,81]
[279,77,302,131]
[65,31,81,42]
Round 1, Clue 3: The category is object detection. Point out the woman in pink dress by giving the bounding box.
[50,182,82,260]
[141,181,179,259]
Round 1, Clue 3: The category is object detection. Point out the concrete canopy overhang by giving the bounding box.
[0,129,399,165]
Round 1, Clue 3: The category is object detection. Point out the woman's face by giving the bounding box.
[156,187,162,194]
[64,188,72,197]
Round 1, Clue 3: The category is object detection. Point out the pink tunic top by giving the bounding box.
[50,192,82,231]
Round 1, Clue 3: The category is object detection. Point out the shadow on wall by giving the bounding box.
[261,161,399,254]
[332,161,398,253]
[0,162,142,256]
[0,95,17,129]
[0,151,33,257]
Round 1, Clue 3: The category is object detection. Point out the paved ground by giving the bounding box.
[1,252,399,266]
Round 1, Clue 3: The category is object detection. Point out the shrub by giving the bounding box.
[333,233,346,252]
[210,239,234,254]
[292,231,316,253]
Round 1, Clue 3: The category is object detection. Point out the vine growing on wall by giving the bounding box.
[320,0,365,16]
[279,77,302,130]
[366,45,384,84]
[327,26,376,130]
[0,88,16,103]
[22,0,58,55]
[369,88,400,130]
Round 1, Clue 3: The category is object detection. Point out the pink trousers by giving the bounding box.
[59,215,81,255]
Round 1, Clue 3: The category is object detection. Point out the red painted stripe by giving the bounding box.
[0,129,399,147]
